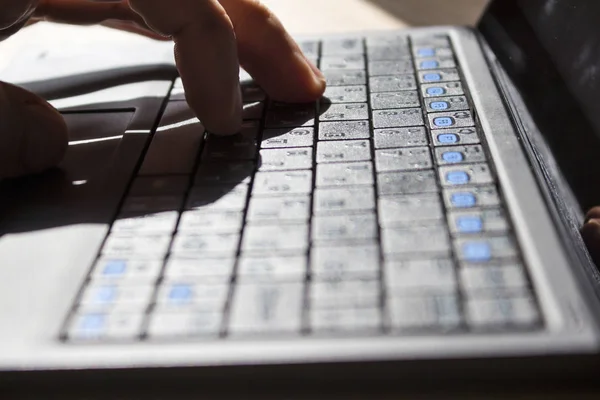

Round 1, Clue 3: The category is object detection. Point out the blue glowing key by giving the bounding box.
[169,284,193,303]
[462,241,492,262]
[430,101,449,110]
[94,286,117,303]
[102,260,127,276]
[450,192,476,208]
[423,73,442,82]
[442,151,464,163]
[457,216,483,233]
[79,314,106,331]
[420,60,439,69]
[433,117,455,128]
[418,48,436,57]
[427,87,445,96]
[446,171,470,185]
[438,134,458,144]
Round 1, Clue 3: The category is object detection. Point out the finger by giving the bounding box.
[101,20,169,40]
[582,219,600,265]
[34,0,146,27]
[218,0,326,103]
[129,0,242,135]
[585,206,600,223]
[0,82,68,179]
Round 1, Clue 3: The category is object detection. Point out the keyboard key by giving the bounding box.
[122,196,183,214]
[259,147,313,171]
[319,120,370,141]
[460,262,528,291]
[431,127,480,146]
[103,234,171,258]
[444,186,501,209]
[374,127,428,149]
[413,47,454,58]
[320,55,365,70]
[323,85,368,104]
[389,295,461,330]
[311,280,380,309]
[311,308,381,333]
[92,259,163,283]
[377,170,438,196]
[368,60,414,76]
[238,255,307,282]
[466,295,539,328]
[382,227,451,257]
[299,40,320,58]
[311,244,380,281]
[312,213,378,242]
[428,111,475,130]
[261,127,315,149]
[265,102,315,128]
[375,147,433,172]
[155,281,228,311]
[247,195,310,223]
[435,145,486,165]
[378,194,443,228]
[319,103,369,122]
[186,184,249,212]
[112,211,179,235]
[147,312,222,338]
[202,126,259,161]
[370,75,417,92]
[195,162,254,185]
[425,96,469,113]
[411,34,450,47]
[322,38,364,55]
[242,224,309,253]
[316,162,374,187]
[418,69,460,83]
[164,257,235,281]
[314,187,376,215]
[79,284,154,312]
[129,176,189,197]
[373,108,424,129]
[367,34,408,47]
[140,102,205,175]
[367,47,411,61]
[439,164,494,187]
[171,233,240,258]
[386,259,457,292]
[417,57,456,70]
[69,312,144,341]
[229,283,304,334]
[370,91,420,110]
[455,236,518,263]
[449,209,509,235]
[324,70,366,86]
[422,82,464,97]
[317,140,371,163]
[252,170,312,196]
[178,210,244,234]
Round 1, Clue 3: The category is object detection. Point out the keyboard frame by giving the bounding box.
[1,26,600,379]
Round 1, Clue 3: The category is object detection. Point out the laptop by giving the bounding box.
[1,0,600,387]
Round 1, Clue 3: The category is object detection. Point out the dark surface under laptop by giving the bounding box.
[1,0,600,393]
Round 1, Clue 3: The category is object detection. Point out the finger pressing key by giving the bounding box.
[129,0,242,135]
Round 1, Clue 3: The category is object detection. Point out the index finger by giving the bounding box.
[129,0,242,135]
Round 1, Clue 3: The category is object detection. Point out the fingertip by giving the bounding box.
[585,207,600,223]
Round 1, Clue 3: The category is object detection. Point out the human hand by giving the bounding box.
[0,0,326,179]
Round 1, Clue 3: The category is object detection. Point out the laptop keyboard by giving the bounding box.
[64,33,542,342]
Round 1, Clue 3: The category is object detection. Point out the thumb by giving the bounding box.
[0,82,68,179]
